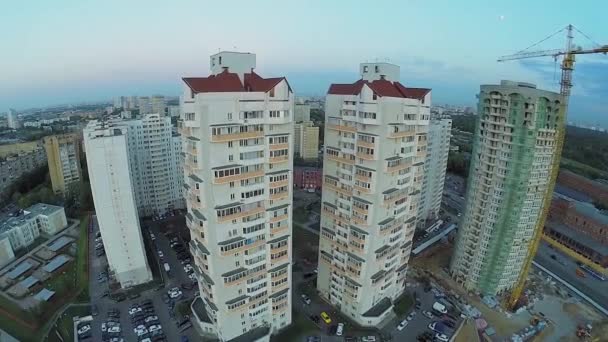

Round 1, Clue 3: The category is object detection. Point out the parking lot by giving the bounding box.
[86,214,199,342]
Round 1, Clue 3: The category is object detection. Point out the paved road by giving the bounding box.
[88,215,198,342]
[534,241,608,309]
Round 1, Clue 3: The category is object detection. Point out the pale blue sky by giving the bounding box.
[1,0,607,125]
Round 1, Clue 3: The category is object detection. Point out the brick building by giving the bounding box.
[557,170,608,207]
[293,167,322,190]
[545,194,608,267]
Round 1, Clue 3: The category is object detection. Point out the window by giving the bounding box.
[363,65,368,72]
[269,88,275,97]
[227,113,232,120]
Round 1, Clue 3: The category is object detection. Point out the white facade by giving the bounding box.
[7,109,20,129]
[120,114,184,216]
[0,203,67,251]
[294,103,311,122]
[84,123,153,288]
[181,51,293,342]
[169,105,181,118]
[318,63,430,327]
[0,237,15,268]
[418,118,451,225]
[138,97,151,115]
[150,95,166,116]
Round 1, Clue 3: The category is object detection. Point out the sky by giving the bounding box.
[1,0,607,126]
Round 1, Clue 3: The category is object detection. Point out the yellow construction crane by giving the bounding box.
[497,24,608,311]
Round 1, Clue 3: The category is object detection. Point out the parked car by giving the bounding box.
[422,310,434,319]
[407,311,416,321]
[336,323,344,336]
[397,319,408,331]
[320,312,331,324]
[435,333,449,342]
[77,324,91,335]
[361,337,376,342]
[301,294,311,305]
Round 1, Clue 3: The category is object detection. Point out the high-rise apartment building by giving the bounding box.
[180,51,293,342]
[85,114,184,216]
[294,121,319,160]
[119,113,184,216]
[418,118,451,225]
[317,62,431,327]
[450,80,563,295]
[294,103,311,122]
[84,122,153,288]
[138,96,151,115]
[150,95,166,116]
[7,109,20,129]
[43,134,82,195]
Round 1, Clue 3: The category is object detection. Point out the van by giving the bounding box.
[432,302,447,315]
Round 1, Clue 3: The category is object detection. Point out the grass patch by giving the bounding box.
[270,309,318,342]
[75,216,90,300]
[393,293,414,316]
[561,158,608,180]
[45,305,91,342]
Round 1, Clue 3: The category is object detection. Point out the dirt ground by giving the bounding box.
[411,243,532,337]
[454,319,479,342]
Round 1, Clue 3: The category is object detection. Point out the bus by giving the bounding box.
[581,265,606,281]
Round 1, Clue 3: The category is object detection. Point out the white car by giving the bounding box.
[428,322,440,332]
[158,250,164,258]
[336,323,344,336]
[109,338,124,342]
[77,325,91,335]
[406,311,416,321]
[397,319,408,331]
[361,337,376,342]
[149,324,162,333]
[435,333,449,342]
[101,322,107,332]
[108,326,121,333]
[140,339,151,342]
[189,273,197,281]
[134,326,148,336]
[169,290,182,299]
[145,316,158,323]
[128,307,142,315]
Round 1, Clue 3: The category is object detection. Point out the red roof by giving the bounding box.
[328,79,430,100]
[183,70,289,94]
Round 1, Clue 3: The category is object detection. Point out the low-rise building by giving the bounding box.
[557,170,608,207]
[545,193,608,267]
[0,237,15,268]
[294,167,322,190]
[0,204,67,252]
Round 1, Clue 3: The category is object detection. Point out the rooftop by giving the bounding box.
[328,79,430,100]
[226,325,270,342]
[42,254,71,273]
[546,221,608,255]
[19,275,39,289]
[191,297,212,323]
[183,70,289,94]
[0,203,64,234]
[47,236,74,252]
[6,261,34,280]
[33,288,55,301]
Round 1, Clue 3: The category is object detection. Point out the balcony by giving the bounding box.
[356,152,375,161]
[270,191,289,201]
[217,204,265,223]
[270,179,289,188]
[357,140,375,148]
[327,154,356,165]
[269,143,289,151]
[386,162,411,173]
[269,155,289,164]
[214,169,265,185]
[327,123,357,133]
[210,130,263,142]
[270,213,289,223]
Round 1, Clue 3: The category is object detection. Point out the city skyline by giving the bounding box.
[2,0,607,125]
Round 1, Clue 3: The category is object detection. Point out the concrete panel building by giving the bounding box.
[450,80,563,295]
[294,103,311,122]
[43,134,82,195]
[0,203,67,252]
[180,51,293,342]
[0,238,15,268]
[418,118,452,225]
[7,109,20,129]
[294,121,320,160]
[84,122,152,288]
[0,146,47,197]
[150,95,166,116]
[317,62,431,327]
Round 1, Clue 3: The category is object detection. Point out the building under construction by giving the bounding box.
[450,80,563,295]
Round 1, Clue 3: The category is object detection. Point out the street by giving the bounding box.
[534,241,608,309]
